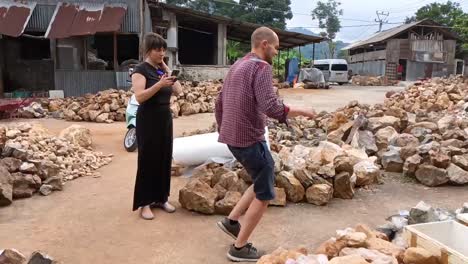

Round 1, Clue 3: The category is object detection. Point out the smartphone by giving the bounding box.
[171,70,180,77]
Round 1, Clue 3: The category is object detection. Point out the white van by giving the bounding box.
[313,59,349,85]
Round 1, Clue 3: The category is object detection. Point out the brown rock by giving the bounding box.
[59,125,93,148]
[403,247,440,264]
[340,248,397,264]
[389,133,419,148]
[293,168,315,189]
[12,173,40,199]
[415,165,449,187]
[368,116,401,132]
[375,127,398,150]
[400,146,418,161]
[0,158,22,173]
[276,171,305,203]
[238,168,252,184]
[329,255,370,264]
[382,148,404,173]
[334,172,355,199]
[334,155,354,175]
[216,171,240,192]
[355,224,389,241]
[179,179,217,214]
[353,161,380,186]
[366,237,405,259]
[0,165,13,206]
[19,162,37,174]
[430,152,451,169]
[89,110,102,121]
[96,113,110,123]
[28,251,57,264]
[339,232,368,248]
[447,163,468,185]
[306,184,333,206]
[315,238,348,258]
[452,155,468,170]
[403,154,422,178]
[212,167,231,187]
[215,191,241,215]
[0,248,27,264]
[269,187,287,206]
[43,176,63,191]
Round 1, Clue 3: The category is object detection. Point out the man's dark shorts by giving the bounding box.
[228,141,275,201]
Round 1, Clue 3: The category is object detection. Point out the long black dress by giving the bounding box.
[132,62,173,211]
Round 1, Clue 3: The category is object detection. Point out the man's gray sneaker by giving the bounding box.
[227,243,265,262]
[217,217,240,239]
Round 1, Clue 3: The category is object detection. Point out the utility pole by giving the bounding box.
[375,11,389,32]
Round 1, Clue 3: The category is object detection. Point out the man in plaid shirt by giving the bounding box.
[215,27,317,262]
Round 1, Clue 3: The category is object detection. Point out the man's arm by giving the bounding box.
[215,91,223,132]
[253,65,316,121]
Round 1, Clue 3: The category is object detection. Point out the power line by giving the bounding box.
[375,11,390,32]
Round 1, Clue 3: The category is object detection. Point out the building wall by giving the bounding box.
[2,38,54,92]
[181,66,230,81]
[55,70,119,97]
[348,61,386,76]
[407,61,427,81]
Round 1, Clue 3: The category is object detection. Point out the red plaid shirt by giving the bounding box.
[215,53,289,147]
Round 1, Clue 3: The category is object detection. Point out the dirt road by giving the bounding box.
[1,86,466,264]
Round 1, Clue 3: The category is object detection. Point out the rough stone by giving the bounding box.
[389,133,419,148]
[368,116,401,132]
[334,172,355,199]
[452,155,468,170]
[403,154,422,178]
[19,162,37,174]
[340,248,397,264]
[0,158,22,173]
[0,249,27,264]
[447,163,468,185]
[59,125,93,148]
[415,165,449,187]
[351,130,378,155]
[269,187,287,206]
[382,148,404,173]
[43,176,63,191]
[179,179,217,214]
[430,152,451,169]
[276,171,305,203]
[403,247,440,264]
[329,255,370,264]
[0,165,13,206]
[409,201,439,224]
[39,185,54,196]
[306,184,333,206]
[353,160,380,186]
[375,127,399,150]
[215,191,241,215]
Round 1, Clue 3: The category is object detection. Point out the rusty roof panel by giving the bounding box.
[0,0,37,37]
[68,3,103,36]
[45,3,78,38]
[95,3,127,32]
[46,2,128,39]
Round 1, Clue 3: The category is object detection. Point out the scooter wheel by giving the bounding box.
[124,127,138,152]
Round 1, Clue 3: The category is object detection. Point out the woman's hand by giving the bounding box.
[157,74,176,88]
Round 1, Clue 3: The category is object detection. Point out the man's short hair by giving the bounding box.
[251,27,278,48]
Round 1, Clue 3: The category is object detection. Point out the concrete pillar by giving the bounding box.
[165,11,178,68]
[217,24,227,66]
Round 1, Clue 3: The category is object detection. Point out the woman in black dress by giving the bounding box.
[132,33,182,220]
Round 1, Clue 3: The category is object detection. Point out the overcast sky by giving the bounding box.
[286,0,468,43]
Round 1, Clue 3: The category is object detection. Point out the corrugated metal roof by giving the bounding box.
[24,0,139,33]
[0,0,37,37]
[45,2,128,39]
[343,19,459,50]
[149,2,323,49]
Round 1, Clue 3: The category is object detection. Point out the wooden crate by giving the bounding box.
[403,221,468,264]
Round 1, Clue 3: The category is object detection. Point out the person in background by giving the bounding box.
[397,64,404,80]
[215,27,317,262]
[131,33,182,220]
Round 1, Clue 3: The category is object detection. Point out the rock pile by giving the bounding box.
[179,141,380,215]
[0,123,113,207]
[258,224,442,264]
[351,75,395,86]
[0,249,56,264]
[17,81,222,122]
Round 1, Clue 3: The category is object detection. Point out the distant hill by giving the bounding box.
[288,27,350,59]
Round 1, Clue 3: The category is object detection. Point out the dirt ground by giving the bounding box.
[1,86,467,264]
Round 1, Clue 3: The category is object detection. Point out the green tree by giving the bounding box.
[405,1,464,27]
[454,14,468,51]
[166,0,293,30]
[312,0,343,59]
